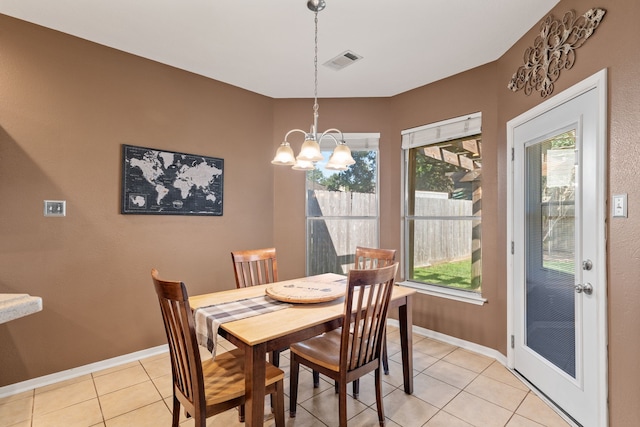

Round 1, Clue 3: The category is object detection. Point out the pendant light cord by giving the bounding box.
[313,10,319,131]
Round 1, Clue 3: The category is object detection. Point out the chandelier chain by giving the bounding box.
[313,11,319,115]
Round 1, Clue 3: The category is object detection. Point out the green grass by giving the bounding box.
[412,259,480,291]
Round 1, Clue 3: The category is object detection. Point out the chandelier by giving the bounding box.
[271,0,355,171]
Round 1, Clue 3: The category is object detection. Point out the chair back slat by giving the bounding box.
[354,246,396,270]
[231,248,278,288]
[151,269,204,412]
[341,264,398,372]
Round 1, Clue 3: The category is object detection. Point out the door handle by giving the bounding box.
[575,283,593,295]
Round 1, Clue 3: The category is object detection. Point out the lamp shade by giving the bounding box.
[271,142,296,165]
[292,159,316,171]
[296,138,324,162]
[325,144,355,170]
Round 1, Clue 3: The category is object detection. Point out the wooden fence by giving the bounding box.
[309,190,474,272]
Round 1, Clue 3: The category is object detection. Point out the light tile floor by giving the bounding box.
[0,326,572,427]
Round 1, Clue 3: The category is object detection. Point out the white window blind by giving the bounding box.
[401,113,481,149]
[320,132,380,151]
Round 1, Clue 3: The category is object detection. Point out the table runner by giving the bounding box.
[194,295,291,358]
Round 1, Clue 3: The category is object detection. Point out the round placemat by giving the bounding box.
[266,281,345,303]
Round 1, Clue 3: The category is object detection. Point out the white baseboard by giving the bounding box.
[386,319,508,365]
[0,344,168,399]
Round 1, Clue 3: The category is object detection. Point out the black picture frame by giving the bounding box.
[121,144,224,216]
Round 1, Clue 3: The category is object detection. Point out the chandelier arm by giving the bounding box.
[284,129,309,142]
[319,128,345,144]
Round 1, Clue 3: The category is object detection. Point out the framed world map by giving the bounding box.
[121,145,224,215]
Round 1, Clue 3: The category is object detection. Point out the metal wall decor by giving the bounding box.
[507,8,606,98]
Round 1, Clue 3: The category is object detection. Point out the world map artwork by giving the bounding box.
[121,145,224,215]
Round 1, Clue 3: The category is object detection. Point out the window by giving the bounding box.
[306,134,379,275]
[402,114,482,296]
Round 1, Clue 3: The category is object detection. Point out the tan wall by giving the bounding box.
[0,15,275,385]
[2,0,640,424]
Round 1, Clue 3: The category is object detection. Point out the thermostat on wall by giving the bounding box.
[44,200,66,217]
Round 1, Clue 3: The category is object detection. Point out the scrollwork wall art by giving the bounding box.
[507,8,606,98]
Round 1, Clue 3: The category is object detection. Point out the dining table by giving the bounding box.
[189,272,415,427]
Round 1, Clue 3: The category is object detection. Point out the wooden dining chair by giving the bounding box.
[151,269,285,427]
[230,247,283,367]
[289,263,398,427]
[312,246,397,395]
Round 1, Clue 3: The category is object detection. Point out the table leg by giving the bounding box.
[244,342,267,427]
[398,296,414,394]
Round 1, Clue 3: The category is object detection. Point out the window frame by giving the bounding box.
[399,114,487,305]
[305,133,380,276]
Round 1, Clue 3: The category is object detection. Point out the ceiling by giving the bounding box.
[0,0,561,98]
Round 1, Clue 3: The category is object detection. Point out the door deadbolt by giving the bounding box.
[575,283,593,295]
[582,259,593,271]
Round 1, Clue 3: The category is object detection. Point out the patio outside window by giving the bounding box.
[402,114,482,295]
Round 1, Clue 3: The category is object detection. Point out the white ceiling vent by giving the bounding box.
[323,50,363,71]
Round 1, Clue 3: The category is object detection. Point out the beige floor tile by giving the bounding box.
[33,379,97,416]
[506,414,545,427]
[299,386,369,427]
[5,421,31,427]
[93,364,151,396]
[379,359,414,388]
[482,361,530,391]
[151,373,174,398]
[391,348,438,372]
[283,406,328,427]
[464,375,528,411]
[413,338,457,358]
[140,355,171,379]
[424,411,474,427]
[99,381,162,420]
[0,394,33,427]
[32,398,103,427]
[348,407,401,427]
[412,372,461,408]
[0,389,33,405]
[443,391,513,427]
[443,348,494,373]
[383,388,439,427]
[90,423,106,427]
[424,360,478,389]
[515,393,571,427]
[286,369,335,404]
[35,375,92,395]
[105,401,172,427]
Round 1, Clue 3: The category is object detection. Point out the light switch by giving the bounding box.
[44,200,66,217]
[612,194,627,218]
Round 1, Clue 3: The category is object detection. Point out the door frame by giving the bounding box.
[506,69,608,426]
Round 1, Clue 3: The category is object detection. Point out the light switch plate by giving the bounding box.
[612,194,627,218]
[44,200,66,217]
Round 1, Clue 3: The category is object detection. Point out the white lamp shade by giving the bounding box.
[271,143,296,165]
[296,139,324,162]
[292,159,316,171]
[325,144,355,170]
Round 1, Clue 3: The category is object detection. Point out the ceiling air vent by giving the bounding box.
[323,50,363,71]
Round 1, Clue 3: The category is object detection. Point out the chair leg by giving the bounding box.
[289,357,300,417]
[382,337,389,375]
[270,350,280,367]
[238,404,245,422]
[269,351,280,411]
[374,368,386,426]
[338,379,348,427]
[273,379,285,427]
[353,379,360,398]
[171,396,180,427]
[312,370,320,387]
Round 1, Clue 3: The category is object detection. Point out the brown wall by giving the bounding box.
[2,0,640,424]
[0,15,275,384]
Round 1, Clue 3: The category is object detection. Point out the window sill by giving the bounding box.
[397,281,487,305]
